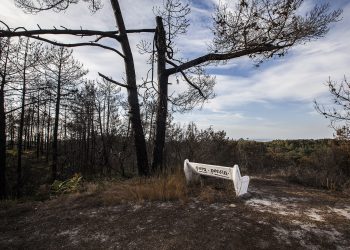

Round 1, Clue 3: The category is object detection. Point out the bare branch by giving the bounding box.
[5,98,51,114]
[314,76,350,139]
[28,35,125,58]
[166,59,205,98]
[15,0,102,14]
[0,21,10,31]
[126,29,156,33]
[0,27,120,41]
[98,73,131,89]
[167,44,283,74]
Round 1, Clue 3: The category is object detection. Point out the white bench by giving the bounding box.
[184,159,250,196]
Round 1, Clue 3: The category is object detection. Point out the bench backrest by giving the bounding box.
[184,159,249,196]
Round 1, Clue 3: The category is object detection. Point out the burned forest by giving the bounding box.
[0,0,349,249]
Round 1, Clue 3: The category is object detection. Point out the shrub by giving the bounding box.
[51,173,83,195]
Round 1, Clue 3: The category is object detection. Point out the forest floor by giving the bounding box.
[0,177,350,250]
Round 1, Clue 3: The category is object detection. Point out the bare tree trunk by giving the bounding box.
[97,102,110,175]
[118,118,131,177]
[0,38,11,199]
[52,50,63,181]
[105,91,111,176]
[17,38,29,197]
[23,111,29,151]
[86,106,91,171]
[46,98,51,163]
[40,101,46,155]
[29,101,35,149]
[152,17,168,172]
[148,105,155,143]
[36,91,40,159]
[64,106,67,139]
[91,110,96,173]
[10,119,15,149]
[0,80,6,199]
[110,0,149,176]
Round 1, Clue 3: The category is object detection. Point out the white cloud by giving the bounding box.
[1,0,348,139]
[203,5,350,112]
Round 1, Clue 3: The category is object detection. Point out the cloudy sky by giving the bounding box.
[1,0,350,140]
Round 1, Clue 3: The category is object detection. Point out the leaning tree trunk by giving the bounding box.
[152,16,168,172]
[110,0,149,176]
[0,81,6,199]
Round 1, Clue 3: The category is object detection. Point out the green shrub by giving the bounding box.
[51,173,83,195]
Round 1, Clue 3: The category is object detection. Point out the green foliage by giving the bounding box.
[51,173,83,195]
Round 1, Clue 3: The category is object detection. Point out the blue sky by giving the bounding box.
[1,0,350,139]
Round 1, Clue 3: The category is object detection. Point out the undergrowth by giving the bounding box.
[46,170,237,206]
[51,173,83,195]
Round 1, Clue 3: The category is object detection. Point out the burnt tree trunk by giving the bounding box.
[0,79,6,199]
[118,118,131,177]
[36,91,40,159]
[97,103,110,175]
[52,51,62,181]
[29,102,35,149]
[0,38,10,199]
[46,97,51,163]
[17,39,29,197]
[152,16,168,172]
[110,0,149,176]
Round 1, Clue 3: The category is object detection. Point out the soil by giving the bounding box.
[1,177,349,250]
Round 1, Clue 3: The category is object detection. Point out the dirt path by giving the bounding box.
[1,178,349,250]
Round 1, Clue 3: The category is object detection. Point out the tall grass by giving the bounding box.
[82,170,189,205]
[66,170,237,205]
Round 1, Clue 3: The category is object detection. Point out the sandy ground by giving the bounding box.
[1,178,349,250]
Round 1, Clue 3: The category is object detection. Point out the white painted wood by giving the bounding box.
[184,159,249,196]
[184,159,200,184]
[232,165,250,196]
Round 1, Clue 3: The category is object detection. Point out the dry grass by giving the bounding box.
[47,170,238,207]
[82,170,189,205]
[196,178,237,203]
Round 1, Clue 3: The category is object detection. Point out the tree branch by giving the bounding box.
[126,29,156,33]
[0,21,10,31]
[98,72,131,89]
[0,27,120,40]
[5,98,51,114]
[166,59,205,98]
[166,44,284,75]
[29,35,125,58]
